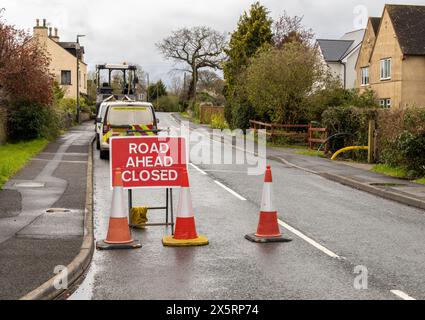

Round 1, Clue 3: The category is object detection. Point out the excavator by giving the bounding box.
[95,63,140,112]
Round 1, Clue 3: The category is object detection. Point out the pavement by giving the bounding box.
[0,122,94,300]
[69,113,425,300]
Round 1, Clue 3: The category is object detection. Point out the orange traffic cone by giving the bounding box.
[162,167,209,247]
[246,165,292,243]
[97,168,142,250]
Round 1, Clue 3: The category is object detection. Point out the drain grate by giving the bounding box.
[46,208,71,213]
[14,182,45,188]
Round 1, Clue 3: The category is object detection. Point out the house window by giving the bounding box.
[380,99,391,109]
[380,58,391,80]
[61,70,72,85]
[361,67,369,85]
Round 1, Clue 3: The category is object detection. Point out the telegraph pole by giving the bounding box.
[76,34,85,123]
[146,73,150,102]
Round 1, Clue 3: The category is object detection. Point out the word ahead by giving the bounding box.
[110,136,187,189]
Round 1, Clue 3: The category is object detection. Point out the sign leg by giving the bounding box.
[171,189,174,236]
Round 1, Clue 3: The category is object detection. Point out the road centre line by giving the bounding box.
[214,180,247,201]
[278,220,341,259]
[177,115,341,259]
[190,163,207,175]
[175,115,419,298]
[390,290,416,300]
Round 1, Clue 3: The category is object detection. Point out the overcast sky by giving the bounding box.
[2,0,425,86]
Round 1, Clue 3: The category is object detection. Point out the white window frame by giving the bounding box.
[380,99,391,109]
[361,67,369,86]
[380,58,391,80]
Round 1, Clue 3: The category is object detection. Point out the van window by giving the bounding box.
[100,105,108,119]
[108,106,154,126]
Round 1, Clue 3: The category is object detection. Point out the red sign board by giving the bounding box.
[110,136,187,189]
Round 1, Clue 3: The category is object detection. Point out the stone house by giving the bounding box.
[356,5,425,108]
[33,19,87,98]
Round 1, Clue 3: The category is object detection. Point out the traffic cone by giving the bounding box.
[97,168,142,250]
[245,165,292,243]
[162,167,209,247]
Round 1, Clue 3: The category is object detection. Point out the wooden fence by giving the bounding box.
[249,120,328,150]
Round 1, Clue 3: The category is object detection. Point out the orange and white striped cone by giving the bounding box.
[245,165,292,243]
[96,168,142,250]
[162,167,209,247]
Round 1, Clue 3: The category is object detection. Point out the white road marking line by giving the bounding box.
[278,220,341,259]
[190,163,207,175]
[214,181,247,201]
[391,290,416,300]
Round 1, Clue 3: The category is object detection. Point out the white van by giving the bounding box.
[99,102,159,159]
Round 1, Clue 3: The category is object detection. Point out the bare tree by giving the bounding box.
[197,70,224,95]
[156,26,226,101]
[273,11,314,48]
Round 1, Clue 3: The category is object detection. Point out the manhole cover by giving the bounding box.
[46,208,71,213]
[14,182,45,188]
[370,182,407,187]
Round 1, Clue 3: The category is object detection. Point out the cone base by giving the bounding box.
[96,240,142,251]
[162,235,209,247]
[245,233,292,244]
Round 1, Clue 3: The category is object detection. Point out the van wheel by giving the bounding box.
[100,150,109,160]
[96,135,100,150]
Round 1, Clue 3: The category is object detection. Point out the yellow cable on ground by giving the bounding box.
[331,146,369,161]
[130,207,148,229]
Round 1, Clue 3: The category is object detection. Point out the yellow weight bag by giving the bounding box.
[130,207,148,229]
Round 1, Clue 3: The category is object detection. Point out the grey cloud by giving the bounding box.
[2,0,425,86]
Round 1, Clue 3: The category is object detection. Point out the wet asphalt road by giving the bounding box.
[70,113,425,300]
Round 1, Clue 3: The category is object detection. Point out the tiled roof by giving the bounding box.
[370,17,381,35]
[387,4,425,55]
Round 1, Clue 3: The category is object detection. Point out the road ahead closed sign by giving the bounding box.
[110,136,187,189]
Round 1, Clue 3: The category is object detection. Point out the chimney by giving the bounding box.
[33,18,48,38]
[50,28,60,42]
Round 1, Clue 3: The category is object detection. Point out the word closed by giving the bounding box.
[110,136,187,188]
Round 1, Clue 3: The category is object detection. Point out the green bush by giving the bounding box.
[231,102,255,131]
[7,101,61,141]
[322,106,372,159]
[210,113,228,130]
[377,107,425,179]
[381,131,425,179]
[308,88,379,122]
[155,95,181,112]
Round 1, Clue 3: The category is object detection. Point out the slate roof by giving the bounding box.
[386,4,425,55]
[317,39,354,62]
[58,42,85,58]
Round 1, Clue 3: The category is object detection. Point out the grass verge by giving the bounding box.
[296,150,326,158]
[372,164,425,185]
[372,164,409,179]
[415,178,425,185]
[0,139,48,190]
